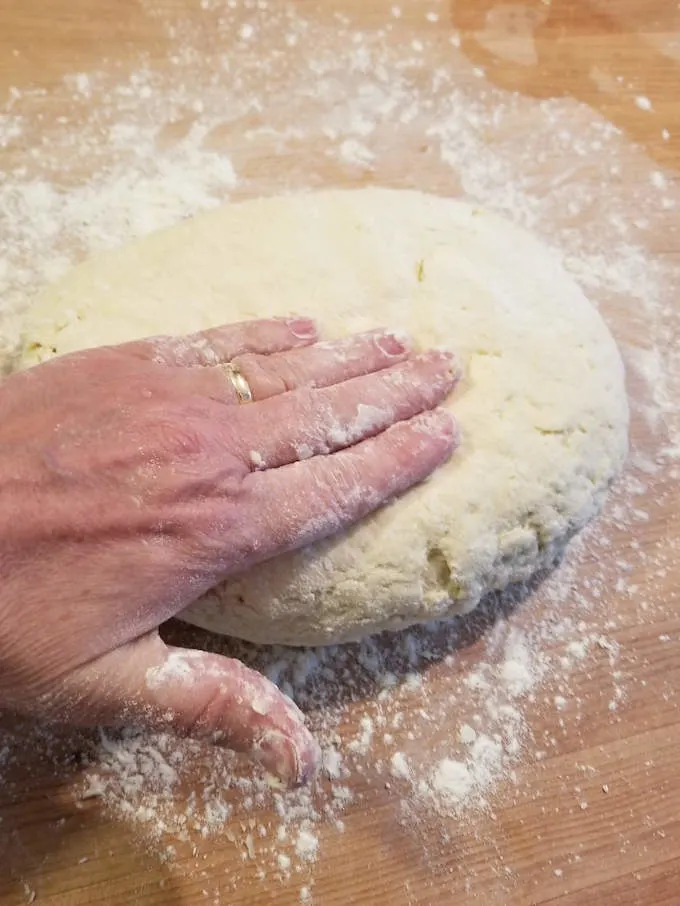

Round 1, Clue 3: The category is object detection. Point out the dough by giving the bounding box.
[18,188,629,646]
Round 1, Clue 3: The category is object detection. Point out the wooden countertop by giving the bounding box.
[1,1,679,904]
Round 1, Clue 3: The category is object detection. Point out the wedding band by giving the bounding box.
[220,362,254,404]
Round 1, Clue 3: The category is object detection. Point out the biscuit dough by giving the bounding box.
[19,189,629,646]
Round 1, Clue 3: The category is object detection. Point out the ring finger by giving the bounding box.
[196,328,413,404]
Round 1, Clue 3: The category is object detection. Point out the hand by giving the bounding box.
[0,317,460,784]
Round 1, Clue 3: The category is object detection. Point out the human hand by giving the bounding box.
[0,317,460,784]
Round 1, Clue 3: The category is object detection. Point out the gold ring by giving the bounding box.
[220,363,254,404]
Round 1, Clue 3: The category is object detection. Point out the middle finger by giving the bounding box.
[234,350,460,471]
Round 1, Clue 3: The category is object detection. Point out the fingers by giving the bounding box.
[63,634,320,787]
[235,351,460,470]
[199,329,413,404]
[123,317,319,366]
[242,408,458,555]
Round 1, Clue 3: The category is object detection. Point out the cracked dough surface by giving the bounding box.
[19,188,629,646]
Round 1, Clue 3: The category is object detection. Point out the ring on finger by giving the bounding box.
[220,362,254,404]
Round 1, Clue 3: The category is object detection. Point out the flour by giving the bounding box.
[0,0,679,900]
[390,752,411,780]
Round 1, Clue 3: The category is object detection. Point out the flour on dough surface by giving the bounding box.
[18,188,629,646]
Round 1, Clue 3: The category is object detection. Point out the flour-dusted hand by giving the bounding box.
[0,317,460,785]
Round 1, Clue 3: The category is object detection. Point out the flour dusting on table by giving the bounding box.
[0,0,679,901]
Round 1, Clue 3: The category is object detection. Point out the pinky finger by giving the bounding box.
[248,407,459,552]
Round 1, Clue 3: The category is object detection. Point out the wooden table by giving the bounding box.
[1,1,679,904]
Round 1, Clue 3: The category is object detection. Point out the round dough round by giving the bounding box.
[18,188,629,646]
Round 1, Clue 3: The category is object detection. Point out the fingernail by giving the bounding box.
[414,350,453,368]
[425,349,463,380]
[418,409,461,446]
[375,329,411,357]
[287,317,318,339]
[435,409,460,442]
[254,729,320,786]
[429,348,455,362]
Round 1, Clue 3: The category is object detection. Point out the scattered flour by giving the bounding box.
[390,752,411,780]
[0,0,679,900]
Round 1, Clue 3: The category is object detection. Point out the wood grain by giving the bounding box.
[0,1,679,904]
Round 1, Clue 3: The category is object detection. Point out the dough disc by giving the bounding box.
[19,189,629,646]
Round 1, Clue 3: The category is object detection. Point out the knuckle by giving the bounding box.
[232,353,267,387]
[180,684,232,738]
[235,353,297,397]
[271,367,301,395]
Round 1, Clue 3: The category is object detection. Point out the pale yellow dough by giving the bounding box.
[19,189,629,646]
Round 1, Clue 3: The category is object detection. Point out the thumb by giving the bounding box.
[62,633,321,786]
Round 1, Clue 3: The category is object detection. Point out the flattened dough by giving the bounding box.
[19,188,629,646]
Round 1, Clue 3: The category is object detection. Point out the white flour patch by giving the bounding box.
[0,0,679,900]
